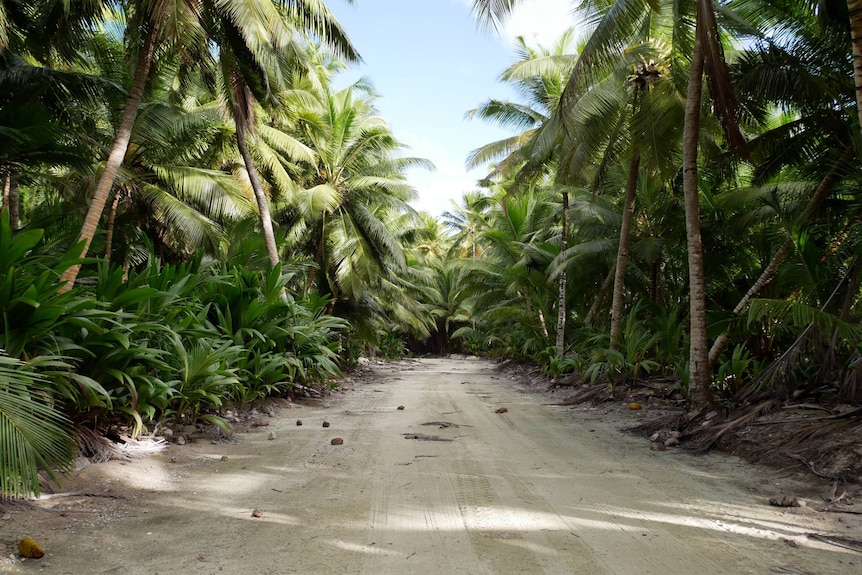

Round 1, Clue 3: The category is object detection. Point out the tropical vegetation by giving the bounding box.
[3,0,862,497]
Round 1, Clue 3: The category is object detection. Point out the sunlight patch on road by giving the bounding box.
[156,493,305,525]
[659,500,816,534]
[107,461,173,491]
[363,503,634,534]
[326,539,403,556]
[569,503,856,554]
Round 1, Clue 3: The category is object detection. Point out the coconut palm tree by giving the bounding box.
[289,80,431,305]
[472,0,753,408]
[466,31,578,358]
[848,0,862,138]
[25,25,257,265]
[700,0,862,365]
[56,0,358,290]
[442,190,494,259]
[462,187,560,358]
[201,3,358,272]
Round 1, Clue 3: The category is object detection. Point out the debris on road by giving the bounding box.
[402,433,454,442]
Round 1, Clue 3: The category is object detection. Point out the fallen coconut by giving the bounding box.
[18,537,44,559]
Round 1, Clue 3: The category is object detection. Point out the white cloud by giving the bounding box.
[503,0,578,47]
[408,168,479,216]
[397,128,483,216]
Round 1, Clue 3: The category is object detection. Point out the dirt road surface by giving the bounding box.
[2,358,859,574]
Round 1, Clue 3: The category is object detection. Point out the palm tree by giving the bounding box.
[29,26,257,266]
[848,0,862,139]
[464,187,559,358]
[705,1,860,363]
[201,3,358,271]
[289,80,431,305]
[442,189,494,259]
[472,0,752,408]
[57,0,358,290]
[466,31,578,358]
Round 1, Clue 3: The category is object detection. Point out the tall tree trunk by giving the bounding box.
[555,190,568,358]
[849,0,862,140]
[306,232,325,293]
[234,118,280,269]
[585,265,615,327]
[649,258,660,303]
[8,174,19,230]
[2,174,8,217]
[707,145,854,365]
[610,156,640,350]
[683,7,713,409]
[59,18,160,292]
[105,190,121,266]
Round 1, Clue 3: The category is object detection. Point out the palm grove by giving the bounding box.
[2,0,861,497]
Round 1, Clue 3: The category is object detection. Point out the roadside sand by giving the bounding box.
[2,357,858,574]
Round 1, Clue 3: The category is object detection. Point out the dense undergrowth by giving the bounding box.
[0,213,349,498]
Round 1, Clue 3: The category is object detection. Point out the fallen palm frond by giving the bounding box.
[694,403,862,480]
[545,384,609,406]
[784,407,862,444]
[806,533,862,553]
[687,398,784,453]
[840,353,862,403]
[546,371,581,390]
[75,426,167,464]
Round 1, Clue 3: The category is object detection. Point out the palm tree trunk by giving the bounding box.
[234,118,280,269]
[105,190,121,265]
[849,0,862,140]
[59,18,160,292]
[585,265,615,327]
[8,174,19,230]
[649,258,660,303]
[707,145,855,365]
[683,6,713,409]
[306,233,325,293]
[2,174,8,217]
[610,156,641,350]
[555,190,568,358]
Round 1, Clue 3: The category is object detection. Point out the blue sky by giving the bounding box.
[326,0,581,216]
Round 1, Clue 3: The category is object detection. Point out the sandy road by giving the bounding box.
[2,357,859,574]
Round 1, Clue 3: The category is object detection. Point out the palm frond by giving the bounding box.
[0,355,75,499]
